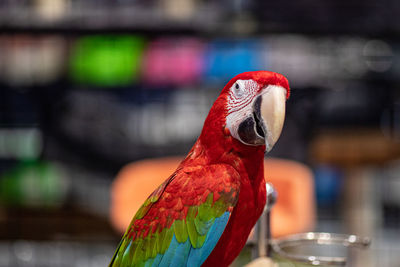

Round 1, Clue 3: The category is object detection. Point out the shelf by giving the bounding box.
[1,3,400,38]
[0,5,220,35]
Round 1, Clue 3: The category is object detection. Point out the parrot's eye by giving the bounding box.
[233,82,244,97]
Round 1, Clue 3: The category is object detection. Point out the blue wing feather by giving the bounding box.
[170,238,191,266]
[158,235,178,266]
[187,211,230,267]
[149,254,162,267]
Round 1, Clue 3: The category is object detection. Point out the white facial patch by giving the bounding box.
[226,79,259,115]
[226,79,259,144]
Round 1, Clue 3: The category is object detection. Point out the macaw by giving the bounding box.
[109,71,290,267]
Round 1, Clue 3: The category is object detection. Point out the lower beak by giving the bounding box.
[258,85,286,152]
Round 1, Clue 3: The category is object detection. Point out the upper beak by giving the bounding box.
[255,85,287,152]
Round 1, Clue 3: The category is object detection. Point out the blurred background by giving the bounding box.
[1,0,400,266]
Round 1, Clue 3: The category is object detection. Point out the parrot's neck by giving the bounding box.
[195,97,266,179]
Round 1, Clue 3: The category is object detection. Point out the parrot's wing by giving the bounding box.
[109,164,240,267]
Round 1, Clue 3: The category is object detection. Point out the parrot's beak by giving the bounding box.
[257,85,286,152]
[235,85,286,151]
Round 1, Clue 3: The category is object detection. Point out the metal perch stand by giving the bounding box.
[251,183,371,266]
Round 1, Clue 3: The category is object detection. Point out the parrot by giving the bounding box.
[109,70,290,267]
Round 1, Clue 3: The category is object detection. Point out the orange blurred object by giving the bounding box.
[110,157,315,237]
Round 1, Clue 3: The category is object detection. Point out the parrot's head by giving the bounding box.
[220,71,290,153]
